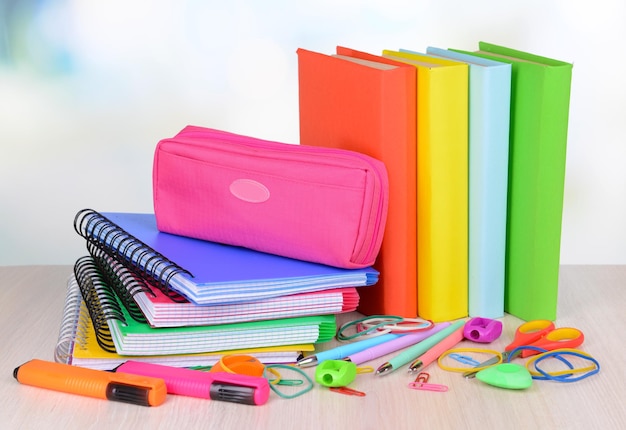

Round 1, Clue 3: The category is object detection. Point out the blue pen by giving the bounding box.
[295,333,402,367]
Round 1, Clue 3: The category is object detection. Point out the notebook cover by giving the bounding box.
[426,47,511,319]
[452,42,573,321]
[91,211,377,305]
[297,46,418,317]
[383,49,469,322]
[136,285,359,327]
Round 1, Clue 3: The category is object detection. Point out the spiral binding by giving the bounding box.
[73,255,125,353]
[54,275,84,364]
[73,209,192,300]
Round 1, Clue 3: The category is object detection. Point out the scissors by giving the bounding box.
[463,320,584,378]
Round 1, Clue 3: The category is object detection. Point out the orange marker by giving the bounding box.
[14,359,167,406]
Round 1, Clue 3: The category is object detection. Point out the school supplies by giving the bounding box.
[408,324,466,372]
[297,46,418,317]
[116,361,270,405]
[452,42,573,321]
[315,360,357,387]
[425,47,511,319]
[296,333,401,367]
[71,259,336,356]
[14,359,167,406]
[153,125,389,269]
[347,322,451,365]
[463,317,503,343]
[86,241,359,328]
[463,320,585,378]
[382,49,469,323]
[54,276,310,370]
[74,209,378,306]
[376,320,466,375]
[475,363,533,390]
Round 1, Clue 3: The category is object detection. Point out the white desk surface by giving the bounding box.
[1,265,625,429]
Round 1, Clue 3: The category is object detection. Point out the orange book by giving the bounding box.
[297,46,417,317]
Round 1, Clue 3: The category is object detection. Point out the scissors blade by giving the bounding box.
[462,351,515,379]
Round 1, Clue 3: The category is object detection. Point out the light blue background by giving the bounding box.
[1,0,624,265]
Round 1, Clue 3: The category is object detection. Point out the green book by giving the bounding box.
[452,42,573,321]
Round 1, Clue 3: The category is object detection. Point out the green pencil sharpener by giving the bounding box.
[315,360,357,387]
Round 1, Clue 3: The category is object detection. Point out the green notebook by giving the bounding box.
[452,42,573,321]
[73,255,336,356]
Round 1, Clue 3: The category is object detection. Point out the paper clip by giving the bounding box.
[408,382,449,392]
[408,372,448,392]
[329,386,366,397]
[449,353,481,367]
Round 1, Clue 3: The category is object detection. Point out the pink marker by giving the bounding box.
[116,361,270,405]
[345,322,451,365]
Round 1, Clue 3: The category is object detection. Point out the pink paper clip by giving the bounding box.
[329,386,366,396]
[408,381,449,392]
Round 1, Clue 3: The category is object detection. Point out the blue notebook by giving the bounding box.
[425,47,511,318]
[74,210,378,305]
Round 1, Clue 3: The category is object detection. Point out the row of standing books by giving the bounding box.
[297,41,572,322]
[56,210,378,369]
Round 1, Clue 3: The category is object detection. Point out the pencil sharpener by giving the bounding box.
[315,360,357,387]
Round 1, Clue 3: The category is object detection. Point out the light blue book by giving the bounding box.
[424,47,512,318]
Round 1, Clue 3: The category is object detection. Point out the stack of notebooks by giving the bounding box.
[56,209,378,370]
[298,41,572,322]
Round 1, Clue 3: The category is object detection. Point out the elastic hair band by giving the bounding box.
[437,348,503,373]
[524,348,600,382]
[337,315,432,341]
[336,315,403,341]
[264,364,313,399]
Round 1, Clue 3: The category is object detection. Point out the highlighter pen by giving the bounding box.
[116,361,270,406]
[296,333,402,367]
[376,320,466,375]
[345,322,451,365]
[14,359,167,406]
[407,324,466,372]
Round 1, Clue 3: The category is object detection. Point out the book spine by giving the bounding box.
[54,275,84,365]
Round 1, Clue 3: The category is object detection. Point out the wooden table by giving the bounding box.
[1,265,625,429]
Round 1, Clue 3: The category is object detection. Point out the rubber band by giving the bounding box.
[358,316,434,334]
[264,364,313,399]
[336,315,403,341]
[438,348,503,373]
[337,315,432,341]
[524,348,600,382]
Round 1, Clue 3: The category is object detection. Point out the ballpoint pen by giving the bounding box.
[296,333,402,367]
[376,320,466,375]
[344,322,451,365]
[407,325,465,372]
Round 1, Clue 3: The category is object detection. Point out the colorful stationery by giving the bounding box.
[383,49,469,322]
[426,46,512,319]
[55,276,313,370]
[452,42,573,321]
[70,258,336,356]
[297,46,418,317]
[87,241,359,327]
[73,209,378,306]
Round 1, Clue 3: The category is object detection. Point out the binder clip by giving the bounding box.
[463,317,503,343]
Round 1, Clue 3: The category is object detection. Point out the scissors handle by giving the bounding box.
[519,327,585,358]
[505,320,555,352]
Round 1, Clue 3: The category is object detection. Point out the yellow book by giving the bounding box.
[383,49,469,321]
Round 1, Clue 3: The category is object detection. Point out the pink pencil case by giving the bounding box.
[153,125,389,269]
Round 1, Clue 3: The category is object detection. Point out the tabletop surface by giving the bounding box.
[1,265,625,430]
